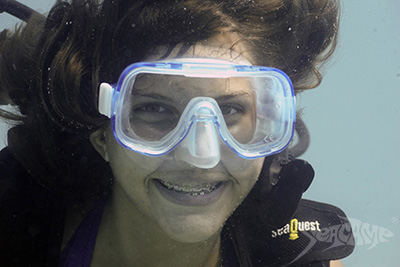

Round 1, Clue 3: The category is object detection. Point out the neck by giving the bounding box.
[91,182,222,267]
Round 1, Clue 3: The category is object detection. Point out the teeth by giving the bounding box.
[158,180,221,195]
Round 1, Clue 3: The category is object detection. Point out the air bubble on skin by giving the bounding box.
[288,27,292,31]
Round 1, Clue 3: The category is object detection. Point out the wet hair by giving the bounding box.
[0,0,340,199]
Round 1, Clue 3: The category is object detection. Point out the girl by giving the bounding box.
[0,0,353,266]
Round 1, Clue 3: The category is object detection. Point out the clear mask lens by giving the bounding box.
[125,75,257,141]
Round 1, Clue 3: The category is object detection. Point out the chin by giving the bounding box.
[157,213,227,243]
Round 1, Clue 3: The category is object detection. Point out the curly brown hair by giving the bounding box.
[0,0,340,198]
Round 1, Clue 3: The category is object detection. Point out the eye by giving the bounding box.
[136,103,167,113]
[219,104,241,116]
[131,102,179,125]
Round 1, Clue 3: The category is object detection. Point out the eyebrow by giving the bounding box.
[215,92,252,101]
[131,92,252,102]
[131,92,175,102]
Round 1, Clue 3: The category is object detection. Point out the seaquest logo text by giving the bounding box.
[271,218,322,240]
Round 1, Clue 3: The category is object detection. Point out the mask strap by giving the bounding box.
[289,117,310,158]
[0,0,45,22]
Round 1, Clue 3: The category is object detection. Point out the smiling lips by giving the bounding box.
[153,178,228,206]
[157,179,224,196]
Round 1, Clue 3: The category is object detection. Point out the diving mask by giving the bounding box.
[98,58,295,168]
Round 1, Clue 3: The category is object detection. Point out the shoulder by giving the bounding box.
[0,148,65,266]
[222,199,355,267]
[280,199,355,265]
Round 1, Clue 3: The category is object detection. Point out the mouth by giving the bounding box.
[153,179,227,206]
[157,180,223,195]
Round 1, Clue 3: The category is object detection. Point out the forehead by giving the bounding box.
[132,74,255,101]
[134,34,256,99]
[144,33,255,64]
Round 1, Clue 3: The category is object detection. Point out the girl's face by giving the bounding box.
[92,35,265,243]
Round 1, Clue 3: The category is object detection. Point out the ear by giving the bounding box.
[89,128,109,162]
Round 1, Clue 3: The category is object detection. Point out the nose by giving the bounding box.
[174,107,221,169]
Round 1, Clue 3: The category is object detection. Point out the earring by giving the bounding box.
[102,132,110,162]
[104,151,110,162]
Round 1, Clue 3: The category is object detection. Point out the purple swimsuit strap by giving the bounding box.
[59,197,107,267]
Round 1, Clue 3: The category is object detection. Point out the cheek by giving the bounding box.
[225,157,264,193]
[106,131,163,173]
[105,136,164,196]
[105,138,169,224]
[221,147,264,177]
[229,116,256,144]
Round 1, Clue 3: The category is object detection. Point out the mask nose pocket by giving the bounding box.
[175,106,221,169]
